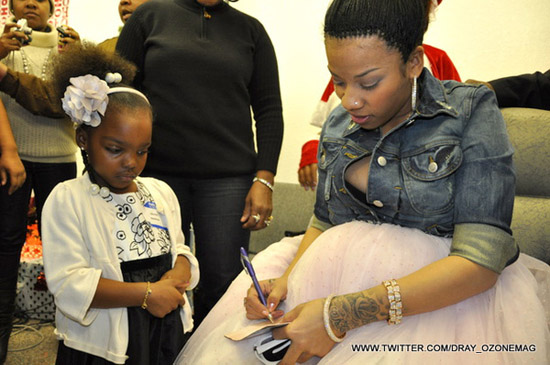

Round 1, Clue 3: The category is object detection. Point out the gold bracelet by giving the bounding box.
[382,279,402,325]
[141,281,152,309]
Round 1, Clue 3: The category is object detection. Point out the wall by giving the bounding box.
[69,0,550,184]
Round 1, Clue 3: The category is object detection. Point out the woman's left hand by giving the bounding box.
[272,298,338,364]
[57,26,81,53]
[241,171,273,231]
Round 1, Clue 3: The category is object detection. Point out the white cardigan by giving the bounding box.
[42,173,199,364]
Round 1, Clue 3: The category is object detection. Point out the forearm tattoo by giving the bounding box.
[329,290,388,333]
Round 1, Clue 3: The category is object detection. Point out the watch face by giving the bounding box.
[254,333,291,364]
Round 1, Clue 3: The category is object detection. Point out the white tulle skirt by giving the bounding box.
[176,221,550,364]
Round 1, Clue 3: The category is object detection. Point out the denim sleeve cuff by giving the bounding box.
[308,214,333,232]
[450,223,519,274]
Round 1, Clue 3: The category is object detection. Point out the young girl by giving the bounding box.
[41,45,199,365]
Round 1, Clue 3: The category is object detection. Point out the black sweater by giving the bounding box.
[116,0,284,178]
[490,69,550,110]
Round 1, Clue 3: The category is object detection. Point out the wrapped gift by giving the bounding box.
[16,224,55,321]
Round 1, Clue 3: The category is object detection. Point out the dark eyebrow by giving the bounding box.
[328,67,380,80]
[102,136,126,145]
[354,68,380,78]
[102,136,151,148]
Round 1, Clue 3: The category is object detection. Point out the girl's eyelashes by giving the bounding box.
[106,146,122,154]
[104,145,150,156]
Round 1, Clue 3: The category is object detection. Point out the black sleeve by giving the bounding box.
[248,23,284,175]
[489,69,550,110]
[115,12,147,89]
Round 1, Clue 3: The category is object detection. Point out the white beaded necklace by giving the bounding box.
[89,183,112,199]
[20,48,52,80]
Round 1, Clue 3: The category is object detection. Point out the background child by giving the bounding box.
[41,45,199,365]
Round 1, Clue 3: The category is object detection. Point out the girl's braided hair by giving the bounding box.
[324,0,429,62]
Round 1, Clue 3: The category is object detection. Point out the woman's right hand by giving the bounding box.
[0,24,26,59]
[245,276,288,320]
[146,279,186,318]
[0,148,26,195]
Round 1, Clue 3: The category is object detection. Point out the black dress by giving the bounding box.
[56,254,185,365]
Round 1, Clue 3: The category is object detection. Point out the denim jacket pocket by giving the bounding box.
[402,142,462,214]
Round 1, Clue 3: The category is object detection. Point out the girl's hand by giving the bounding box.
[241,171,274,231]
[272,298,337,364]
[245,276,288,320]
[146,278,186,318]
[0,149,26,195]
[160,255,191,293]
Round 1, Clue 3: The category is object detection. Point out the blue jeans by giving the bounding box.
[148,173,253,325]
[0,160,76,281]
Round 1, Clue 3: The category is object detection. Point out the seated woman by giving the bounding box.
[177,0,550,363]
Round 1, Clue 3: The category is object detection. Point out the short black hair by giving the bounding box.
[324,0,428,62]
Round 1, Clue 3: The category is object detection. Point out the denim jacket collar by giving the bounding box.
[343,68,460,138]
[416,68,460,119]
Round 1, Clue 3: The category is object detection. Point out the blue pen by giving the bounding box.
[240,247,274,323]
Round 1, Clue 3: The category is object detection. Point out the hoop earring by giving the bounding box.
[411,77,417,112]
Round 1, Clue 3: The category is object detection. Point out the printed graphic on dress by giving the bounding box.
[129,213,154,257]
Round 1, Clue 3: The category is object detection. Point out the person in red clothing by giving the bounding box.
[299,0,461,191]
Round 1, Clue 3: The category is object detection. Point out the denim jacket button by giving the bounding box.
[428,161,438,173]
[377,156,387,167]
[373,200,384,208]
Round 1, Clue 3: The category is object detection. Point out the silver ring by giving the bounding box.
[252,214,261,223]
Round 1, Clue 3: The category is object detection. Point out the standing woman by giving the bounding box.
[116,0,284,325]
[0,1,76,361]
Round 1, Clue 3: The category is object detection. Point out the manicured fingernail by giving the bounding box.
[269,303,275,310]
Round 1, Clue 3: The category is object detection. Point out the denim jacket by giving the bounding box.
[313,69,519,273]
